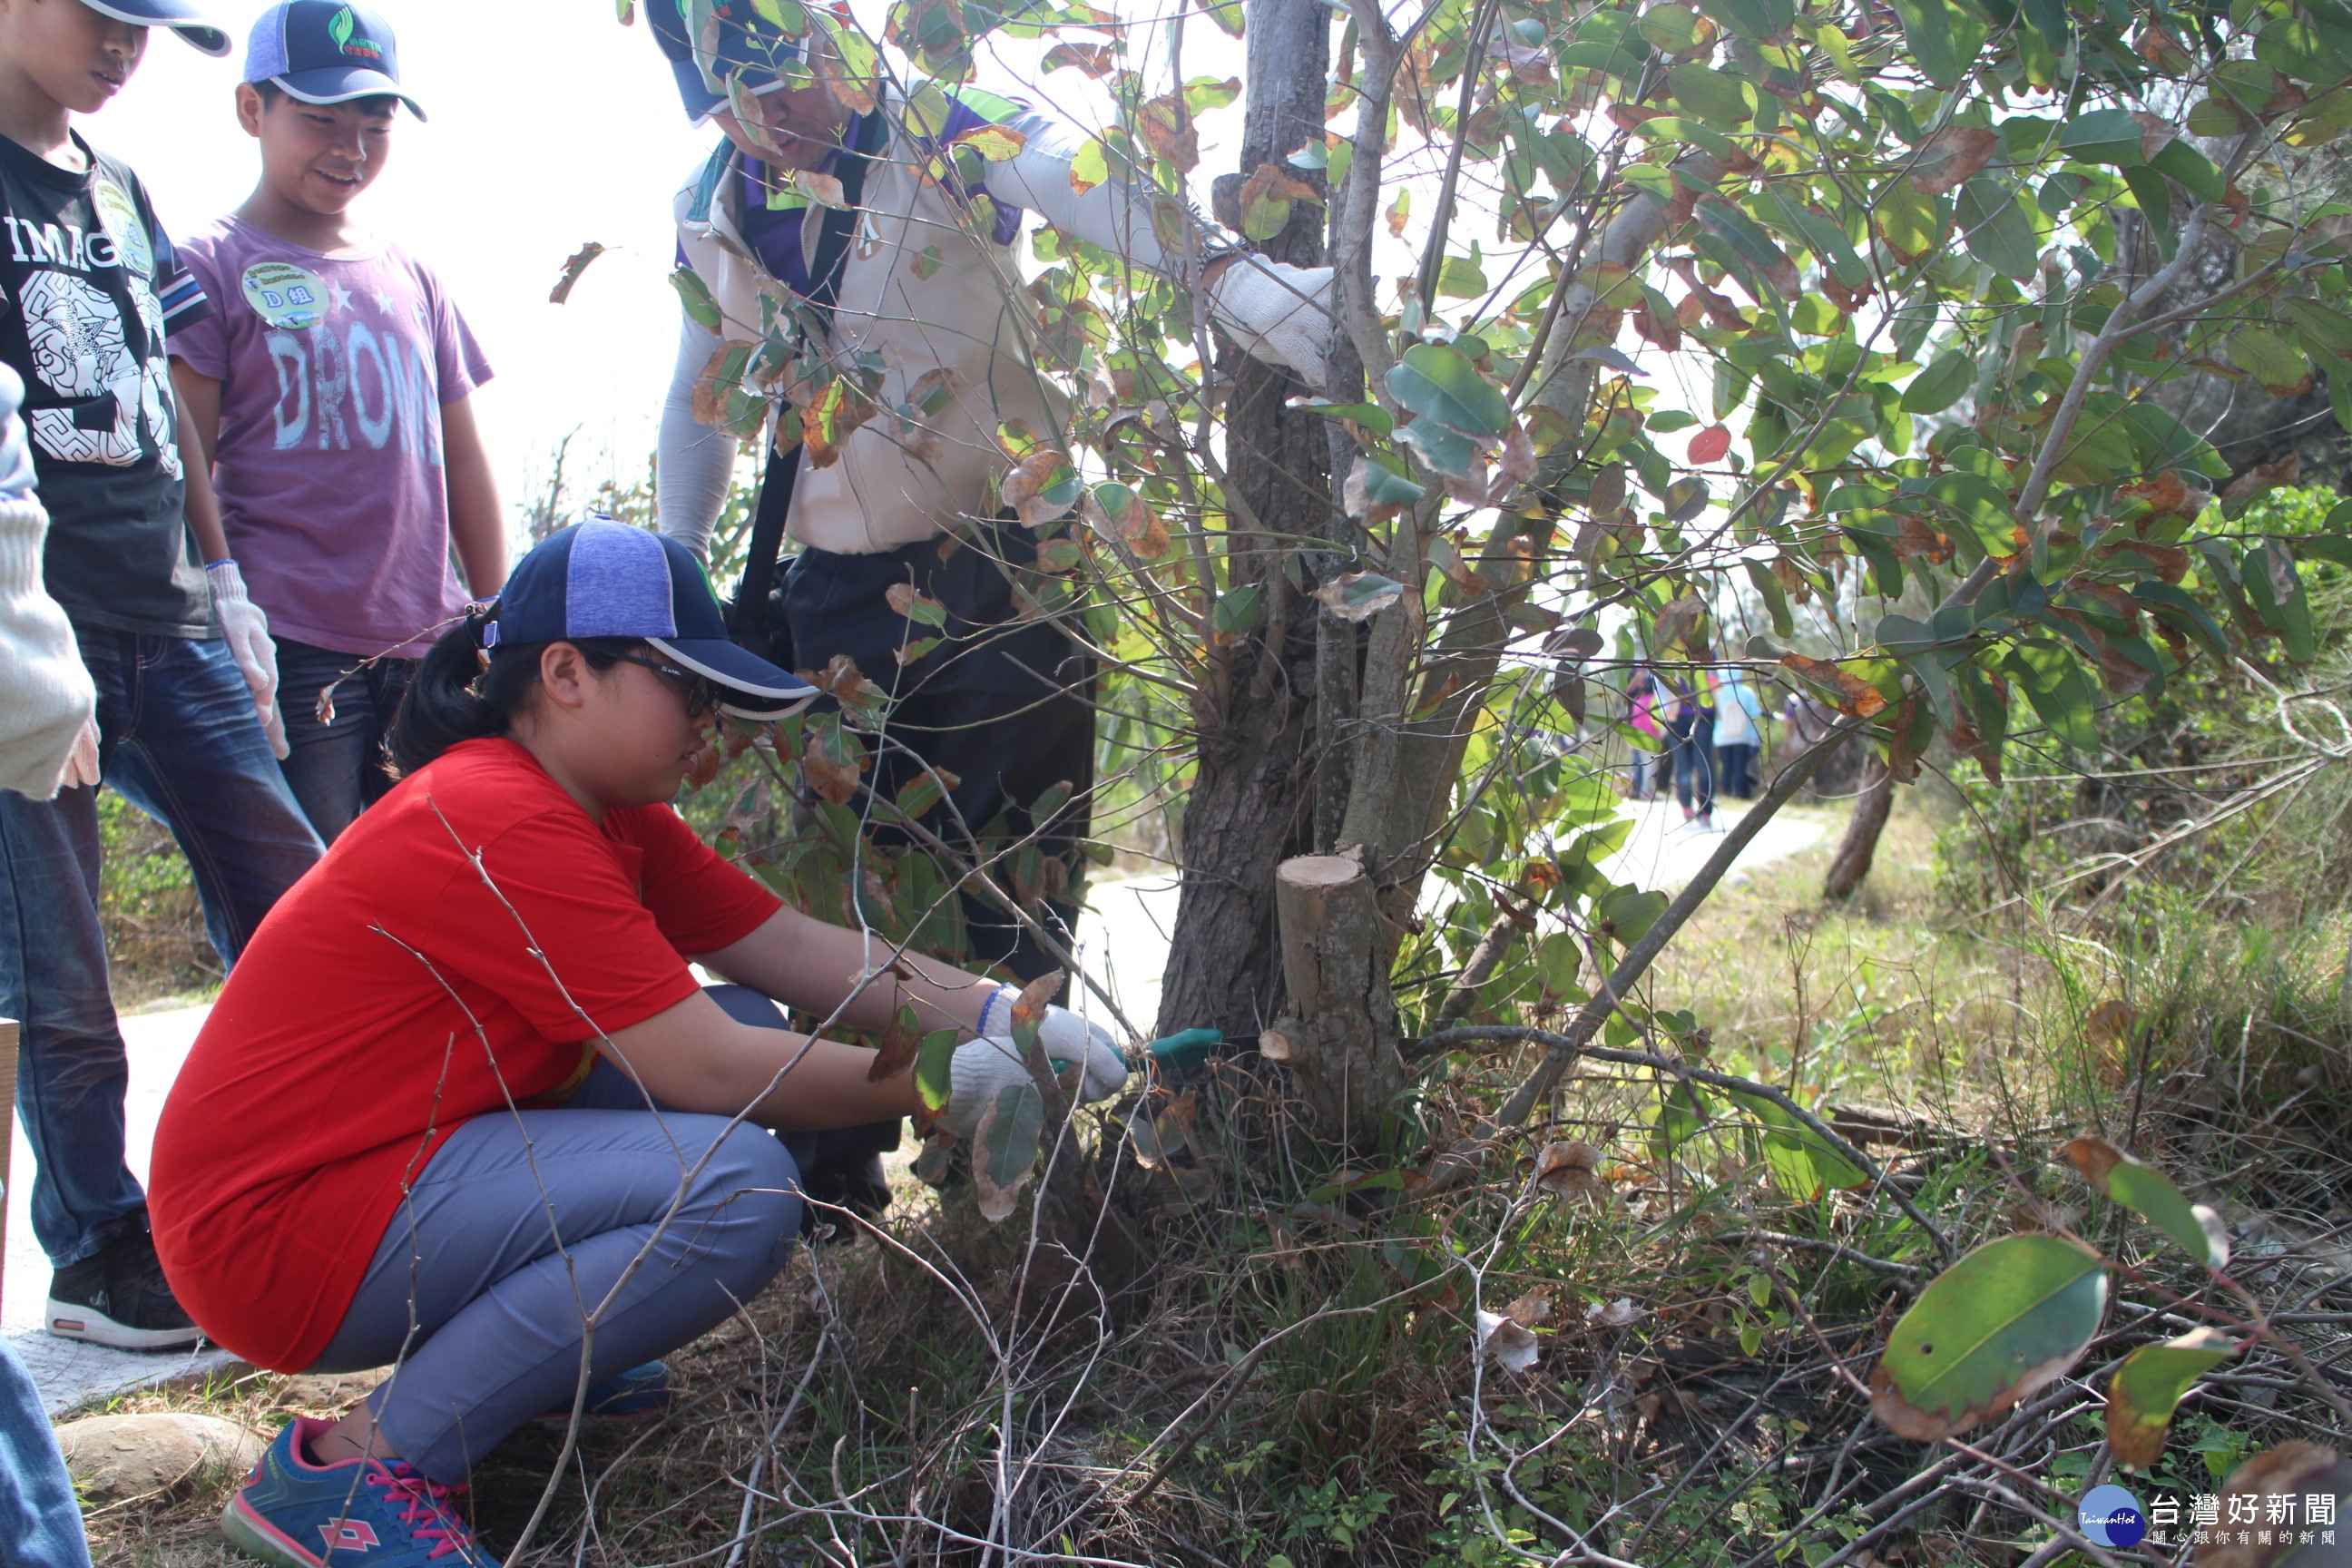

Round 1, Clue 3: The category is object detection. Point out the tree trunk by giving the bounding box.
[1823,762,1894,902]
[1150,0,1332,1046]
[1269,853,1406,1150]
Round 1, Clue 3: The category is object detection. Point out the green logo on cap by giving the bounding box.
[328,7,383,61]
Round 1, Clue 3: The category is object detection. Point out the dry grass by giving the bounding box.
[73,782,2352,1568]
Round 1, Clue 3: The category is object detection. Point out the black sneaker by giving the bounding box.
[46,1229,203,1350]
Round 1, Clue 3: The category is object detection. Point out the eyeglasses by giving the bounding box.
[615,652,720,720]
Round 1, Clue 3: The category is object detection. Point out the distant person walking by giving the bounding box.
[1627,665,1664,799]
[171,1,506,843]
[1662,664,1718,828]
[1712,665,1763,799]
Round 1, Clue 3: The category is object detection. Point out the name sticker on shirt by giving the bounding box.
[92,179,149,275]
[241,261,329,330]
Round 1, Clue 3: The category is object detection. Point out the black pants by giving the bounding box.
[780,522,1094,984]
[1669,710,1716,815]
[1716,741,1758,799]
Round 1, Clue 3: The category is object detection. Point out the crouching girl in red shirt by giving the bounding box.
[150,521,1126,1568]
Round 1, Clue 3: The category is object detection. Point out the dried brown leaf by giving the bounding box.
[1779,652,1887,718]
[1908,125,2000,197]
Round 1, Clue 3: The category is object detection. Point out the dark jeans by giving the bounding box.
[781,523,1095,983]
[1669,710,1716,815]
[0,629,321,1265]
[1716,741,1758,799]
[271,637,416,844]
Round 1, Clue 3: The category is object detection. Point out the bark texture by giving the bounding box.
[1823,762,1894,902]
[1270,854,1406,1149]
[1150,0,1331,1046]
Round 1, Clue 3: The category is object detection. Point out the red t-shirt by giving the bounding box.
[150,738,781,1373]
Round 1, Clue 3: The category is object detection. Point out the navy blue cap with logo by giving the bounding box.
[243,1,426,121]
[485,521,818,720]
[648,0,806,123]
[79,0,231,55]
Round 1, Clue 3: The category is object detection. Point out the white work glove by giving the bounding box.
[205,561,288,760]
[975,987,1130,1100]
[59,716,99,790]
[1208,258,1336,392]
[940,1029,1130,1139]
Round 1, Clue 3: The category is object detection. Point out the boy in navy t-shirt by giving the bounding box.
[0,0,322,1350]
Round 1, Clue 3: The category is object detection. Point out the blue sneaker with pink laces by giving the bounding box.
[220,1416,499,1566]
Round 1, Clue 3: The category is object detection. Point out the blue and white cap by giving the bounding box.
[80,0,230,55]
[487,521,818,720]
[243,1,425,120]
[648,0,804,124]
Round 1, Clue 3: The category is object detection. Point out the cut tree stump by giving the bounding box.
[1272,853,1406,1149]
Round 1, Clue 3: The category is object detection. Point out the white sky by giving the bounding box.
[81,0,1270,531]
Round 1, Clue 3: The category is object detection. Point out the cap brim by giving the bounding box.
[78,0,230,54]
[649,636,819,720]
[670,57,724,124]
[272,69,426,121]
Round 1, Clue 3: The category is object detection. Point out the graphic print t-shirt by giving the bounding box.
[0,134,211,636]
[170,220,493,656]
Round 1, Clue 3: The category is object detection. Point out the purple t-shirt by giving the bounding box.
[169,217,492,657]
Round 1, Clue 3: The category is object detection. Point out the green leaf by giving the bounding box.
[1902,351,1975,415]
[1212,583,1264,637]
[1534,932,1582,994]
[2058,108,2148,166]
[1598,886,1669,945]
[1357,457,1428,506]
[1297,401,1396,436]
[2243,538,2318,662]
[1435,253,1489,299]
[1886,0,1964,87]
[1387,342,1511,438]
[2148,138,2224,201]
[2227,327,2316,395]
[2132,583,2231,662]
[972,1081,1045,1221]
[1955,178,2041,280]
[2106,1329,2241,1469]
[1730,1091,1871,1200]
[1665,62,1755,127]
[2004,642,2100,750]
[670,266,723,331]
[1870,1234,2108,1440]
[1398,416,1480,477]
[914,1027,959,1116]
[1652,1080,1712,1150]
[896,769,948,818]
[2059,1134,2230,1269]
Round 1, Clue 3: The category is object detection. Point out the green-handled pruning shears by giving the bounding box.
[1049,1026,1222,1076]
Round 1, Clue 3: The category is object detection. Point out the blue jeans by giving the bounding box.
[312,1048,802,1484]
[0,629,321,1265]
[271,638,415,844]
[0,1340,90,1568]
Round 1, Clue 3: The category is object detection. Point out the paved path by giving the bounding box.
[0,797,1819,1414]
[1595,796,1828,894]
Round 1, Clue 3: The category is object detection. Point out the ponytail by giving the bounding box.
[387,609,638,776]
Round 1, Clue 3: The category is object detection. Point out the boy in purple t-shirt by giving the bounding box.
[169,0,505,841]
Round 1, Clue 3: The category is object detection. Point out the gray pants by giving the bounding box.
[314,1035,803,1483]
